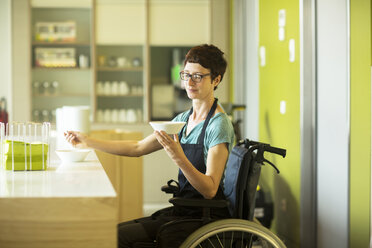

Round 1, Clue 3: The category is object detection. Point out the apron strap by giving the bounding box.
[197,98,218,144]
[179,98,218,144]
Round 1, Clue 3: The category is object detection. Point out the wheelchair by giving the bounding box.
[135,139,287,248]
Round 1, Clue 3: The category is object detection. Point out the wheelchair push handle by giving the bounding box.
[265,145,286,158]
[239,139,286,157]
[238,139,286,174]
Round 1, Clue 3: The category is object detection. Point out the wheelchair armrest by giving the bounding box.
[169,197,228,208]
[161,185,179,194]
[161,179,180,194]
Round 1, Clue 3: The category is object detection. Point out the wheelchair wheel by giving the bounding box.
[180,219,286,248]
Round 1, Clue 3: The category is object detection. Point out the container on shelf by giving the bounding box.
[0,122,51,171]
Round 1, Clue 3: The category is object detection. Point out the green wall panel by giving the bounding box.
[350,0,371,247]
[259,0,300,247]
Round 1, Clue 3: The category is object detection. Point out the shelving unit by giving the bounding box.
[30,2,94,124]
[95,44,145,123]
[27,0,223,125]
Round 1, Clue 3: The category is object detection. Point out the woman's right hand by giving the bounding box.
[64,131,88,148]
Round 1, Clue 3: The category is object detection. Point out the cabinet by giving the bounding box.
[30,1,94,123]
[90,130,143,222]
[95,1,147,124]
[149,0,210,46]
[28,0,227,125]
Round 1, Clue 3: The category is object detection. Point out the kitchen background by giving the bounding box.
[0,0,230,233]
[1,0,372,248]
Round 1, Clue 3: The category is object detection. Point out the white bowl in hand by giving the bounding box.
[149,121,186,134]
[56,149,91,162]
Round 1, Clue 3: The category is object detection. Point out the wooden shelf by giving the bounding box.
[32,41,91,46]
[96,94,144,97]
[97,67,143,72]
[32,67,91,71]
[33,93,90,97]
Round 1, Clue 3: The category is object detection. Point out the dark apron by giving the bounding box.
[140,98,229,240]
[177,98,225,202]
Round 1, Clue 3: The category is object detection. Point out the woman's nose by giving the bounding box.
[185,77,196,86]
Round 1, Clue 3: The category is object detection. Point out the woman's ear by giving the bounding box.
[213,75,221,88]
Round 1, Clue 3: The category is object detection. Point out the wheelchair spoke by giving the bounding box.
[196,230,280,248]
[179,219,286,248]
[214,233,224,247]
[207,238,217,248]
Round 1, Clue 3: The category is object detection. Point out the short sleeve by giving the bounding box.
[205,114,235,153]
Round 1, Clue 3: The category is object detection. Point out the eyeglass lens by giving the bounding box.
[180,72,203,83]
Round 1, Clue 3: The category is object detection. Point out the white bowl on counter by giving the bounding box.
[56,149,91,162]
[149,121,186,134]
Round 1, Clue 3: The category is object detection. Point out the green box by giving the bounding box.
[2,140,49,171]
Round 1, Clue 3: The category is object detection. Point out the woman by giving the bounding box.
[65,44,235,247]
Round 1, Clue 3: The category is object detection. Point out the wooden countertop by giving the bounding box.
[0,151,118,248]
[0,151,116,198]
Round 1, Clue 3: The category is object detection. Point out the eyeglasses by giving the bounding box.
[179,71,211,83]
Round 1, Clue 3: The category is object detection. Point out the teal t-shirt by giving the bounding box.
[173,110,235,164]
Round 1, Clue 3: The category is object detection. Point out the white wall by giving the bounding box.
[12,0,31,122]
[0,0,12,118]
[211,0,230,104]
[317,0,349,247]
[244,0,259,141]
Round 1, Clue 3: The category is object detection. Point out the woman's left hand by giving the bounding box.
[154,131,186,163]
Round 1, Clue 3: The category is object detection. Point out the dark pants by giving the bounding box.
[118,213,180,248]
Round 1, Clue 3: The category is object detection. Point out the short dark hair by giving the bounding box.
[184,44,227,90]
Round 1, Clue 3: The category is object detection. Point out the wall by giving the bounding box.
[0,0,12,117]
[245,0,259,141]
[317,0,350,247]
[349,0,371,247]
[258,0,300,247]
[12,0,31,122]
[211,0,230,103]
[246,0,371,247]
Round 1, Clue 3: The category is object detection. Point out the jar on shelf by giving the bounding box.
[119,81,129,95]
[132,57,141,67]
[50,81,59,95]
[50,109,57,123]
[42,82,50,95]
[96,109,104,123]
[117,57,127,67]
[111,81,119,95]
[108,56,117,67]
[98,55,106,67]
[41,110,50,122]
[32,110,40,122]
[104,81,111,95]
[103,109,111,123]
[96,81,104,95]
[111,109,119,123]
[33,81,40,95]
[79,54,89,68]
[126,109,137,123]
[119,109,126,123]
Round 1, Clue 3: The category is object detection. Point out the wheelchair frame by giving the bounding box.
[135,140,287,248]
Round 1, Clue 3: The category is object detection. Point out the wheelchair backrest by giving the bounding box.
[223,144,262,220]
